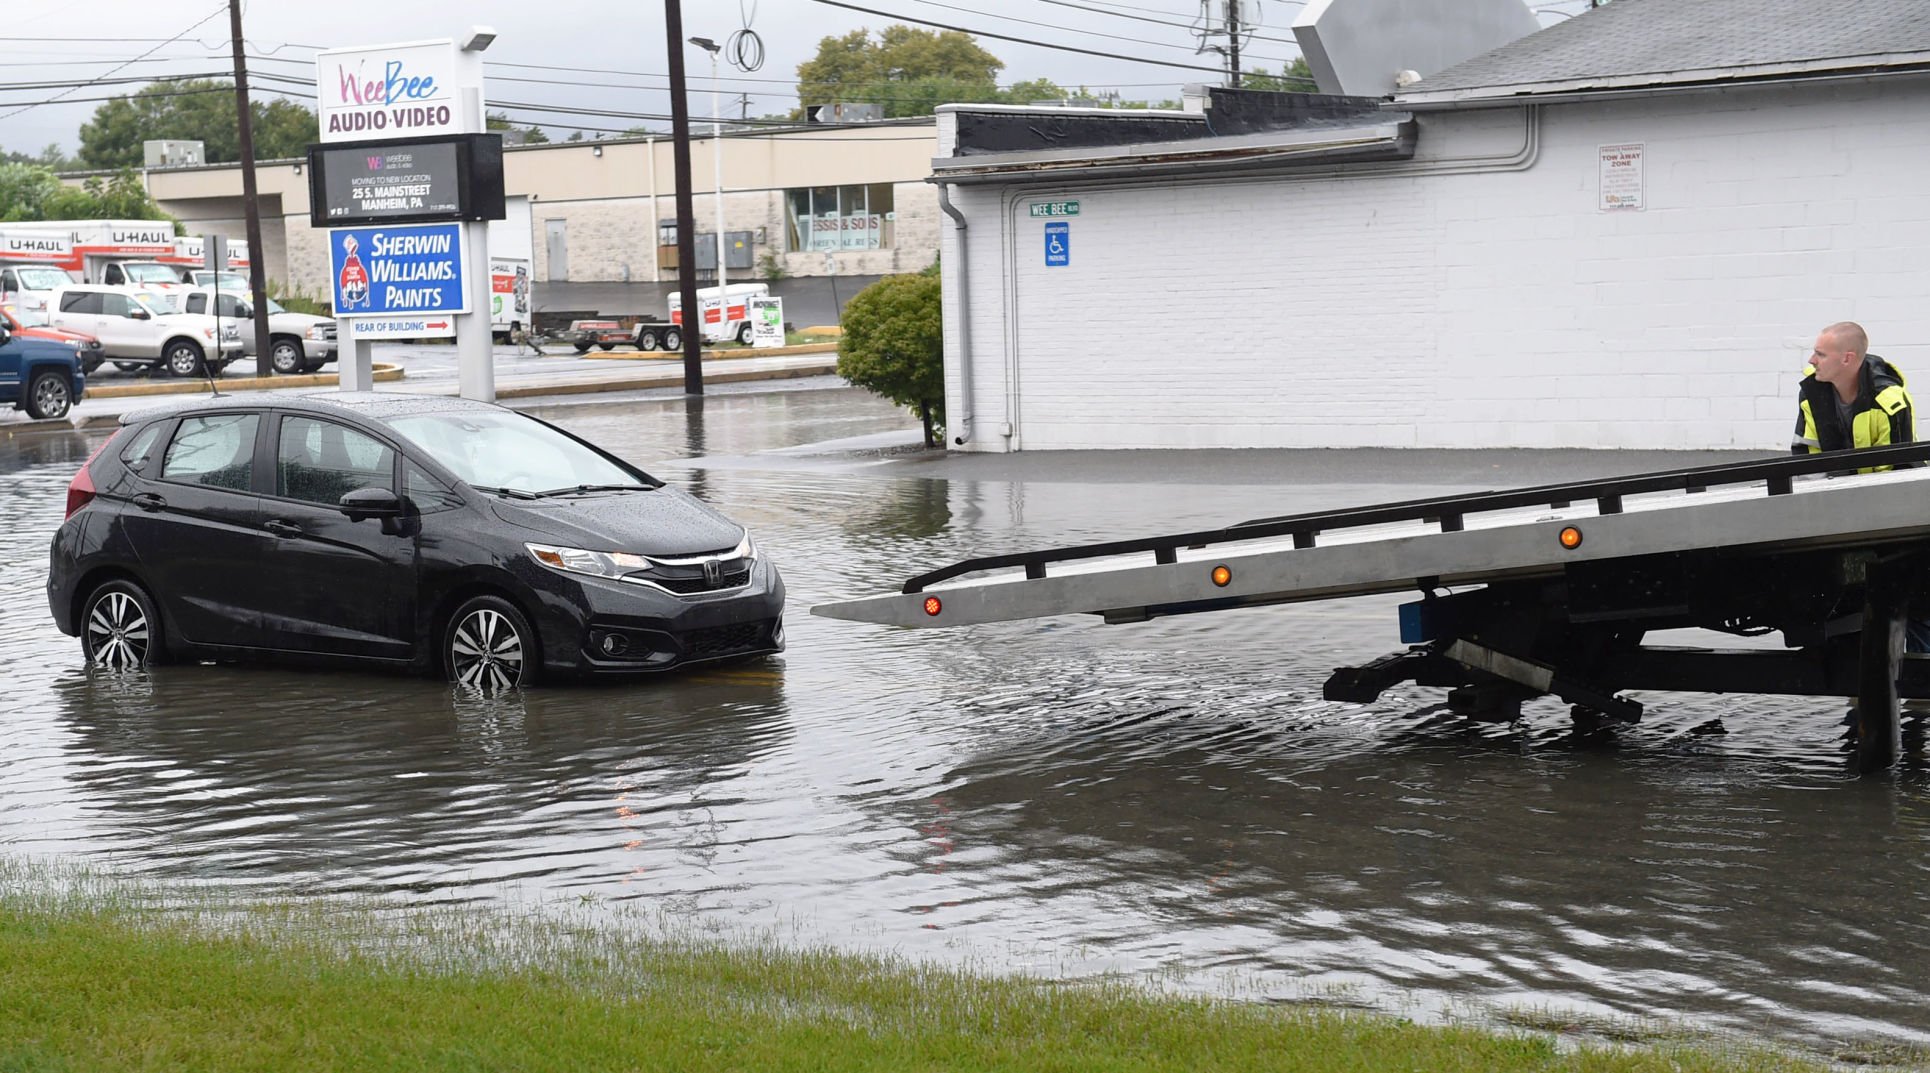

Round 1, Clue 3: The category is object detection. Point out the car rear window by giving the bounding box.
[119,422,166,472]
[161,414,258,492]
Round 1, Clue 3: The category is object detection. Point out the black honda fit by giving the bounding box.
[48,393,783,689]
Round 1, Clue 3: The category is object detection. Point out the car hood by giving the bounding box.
[271,311,331,331]
[21,325,98,346]
[489,485,745,557]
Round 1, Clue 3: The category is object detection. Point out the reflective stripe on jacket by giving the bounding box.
[1793,354,1914,473]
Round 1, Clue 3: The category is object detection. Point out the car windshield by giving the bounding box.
[16,267,73,289]
[123,264,180,284]
[387,409,646,494]
[201,272,248,289]
[131,292,177,315]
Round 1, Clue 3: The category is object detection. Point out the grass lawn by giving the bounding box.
[0,864,1863,1072]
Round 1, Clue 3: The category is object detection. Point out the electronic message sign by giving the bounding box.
[307,133,505,228]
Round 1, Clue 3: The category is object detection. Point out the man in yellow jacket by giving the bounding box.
[1791,321,1929,659]
[1793,321,1914,465]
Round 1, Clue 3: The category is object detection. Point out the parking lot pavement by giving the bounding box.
[15,343,840,428]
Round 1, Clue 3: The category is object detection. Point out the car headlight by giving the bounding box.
[526,532,756,579]
[305,325,324,340]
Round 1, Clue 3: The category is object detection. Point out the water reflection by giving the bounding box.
[49,663,791,895]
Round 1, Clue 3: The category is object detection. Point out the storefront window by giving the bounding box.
[786,184,895,252]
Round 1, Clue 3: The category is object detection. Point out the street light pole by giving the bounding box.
[690,37,726,339]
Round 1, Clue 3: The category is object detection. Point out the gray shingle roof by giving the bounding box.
[1397,0,1930,105]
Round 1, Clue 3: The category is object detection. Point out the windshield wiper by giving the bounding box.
[471,484,541,500]
[532,483,655,497]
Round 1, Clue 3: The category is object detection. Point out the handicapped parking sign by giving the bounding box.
[1044,221,1069,267]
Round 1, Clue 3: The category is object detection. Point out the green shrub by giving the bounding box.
[837,272,943,447]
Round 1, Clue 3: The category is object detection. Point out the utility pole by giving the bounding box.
[1226,0,1241,88]
[664,0,704,393]
[227,0,271,377]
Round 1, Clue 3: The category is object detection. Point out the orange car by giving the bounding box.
[1,304,103,373]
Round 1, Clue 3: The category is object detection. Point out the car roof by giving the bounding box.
[118,391,509,427]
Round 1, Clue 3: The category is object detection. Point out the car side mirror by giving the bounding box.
[128,307,150,320]
[0,325,10,347]
[340,487,402,522]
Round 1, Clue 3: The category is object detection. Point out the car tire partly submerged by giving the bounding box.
[82,579,162,671]
[445,595,538,692]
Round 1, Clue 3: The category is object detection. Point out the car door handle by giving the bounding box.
[130,492,165,512]
[264,519,302,538]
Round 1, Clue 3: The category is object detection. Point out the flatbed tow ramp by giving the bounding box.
[814,444,1930,774]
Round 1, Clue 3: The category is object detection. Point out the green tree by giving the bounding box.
[798,25,1005,119]
[1241,58,1315,91]
[78,81,317,168]
[486,111,550,144]
[838,272,945,447]
[0,162,170,224]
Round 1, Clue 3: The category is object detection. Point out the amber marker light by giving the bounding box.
[1559,526,1584,549]
[1211,565,1233,587]
[924,596,943,616]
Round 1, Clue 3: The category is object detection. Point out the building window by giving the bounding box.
[786,184,894,252]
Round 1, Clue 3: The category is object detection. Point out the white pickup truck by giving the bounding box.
[49,284,243,377]
[178,286,337,375]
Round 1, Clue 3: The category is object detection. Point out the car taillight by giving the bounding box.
[65,430,123,519]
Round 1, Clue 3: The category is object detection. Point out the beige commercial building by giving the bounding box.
[135,118,942,299]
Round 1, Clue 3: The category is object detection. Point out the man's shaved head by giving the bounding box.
[1822,321,1869,358]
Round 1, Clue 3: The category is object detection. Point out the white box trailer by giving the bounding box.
[667,283,768,346]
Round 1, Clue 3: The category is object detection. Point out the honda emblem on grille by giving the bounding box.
[703,559,722,587]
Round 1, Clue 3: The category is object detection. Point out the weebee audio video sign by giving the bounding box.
[307,133,505,228]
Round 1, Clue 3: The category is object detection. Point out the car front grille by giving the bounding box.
[626,556,752,596]
[651,566,752,594]
[682,620,771,659]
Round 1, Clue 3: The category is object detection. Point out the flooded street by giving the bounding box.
[5,384,1930,1056]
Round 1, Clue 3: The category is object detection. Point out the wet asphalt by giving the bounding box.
[2,382,1927,1058]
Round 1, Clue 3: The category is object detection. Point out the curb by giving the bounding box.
[580,341,838,362]
[85,363,406,400]
[493,361,840,400]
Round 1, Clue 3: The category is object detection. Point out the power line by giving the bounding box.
[807,0,1233,74]
[897,0,1280,58]
[0,4,230,121]
[1021,0,1305,48]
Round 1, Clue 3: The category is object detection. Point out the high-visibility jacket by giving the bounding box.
[1793,354,1915,472]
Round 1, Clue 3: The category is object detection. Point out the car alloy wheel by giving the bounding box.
[270,339,304,375]
[83,582,158,671]
[25,371,71,420]
[446,596,536,692]
[165,341,204,377]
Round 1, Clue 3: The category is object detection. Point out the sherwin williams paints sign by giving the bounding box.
[328,223,467,320]
[315,40,476,143]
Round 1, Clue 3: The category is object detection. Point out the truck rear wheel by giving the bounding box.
[662,327,682,351]
[636,327,660,351]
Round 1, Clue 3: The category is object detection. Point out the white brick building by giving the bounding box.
[934,0,1930,452]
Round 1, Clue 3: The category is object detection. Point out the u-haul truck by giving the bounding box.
[667,282,768,347]
[0,221,251,321]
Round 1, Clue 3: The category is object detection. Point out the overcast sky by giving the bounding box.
[0,0,1593,154]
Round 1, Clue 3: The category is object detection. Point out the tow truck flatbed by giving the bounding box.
[813,444,1930,773]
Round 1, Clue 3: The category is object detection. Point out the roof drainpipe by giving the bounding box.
[936,182,973,445]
